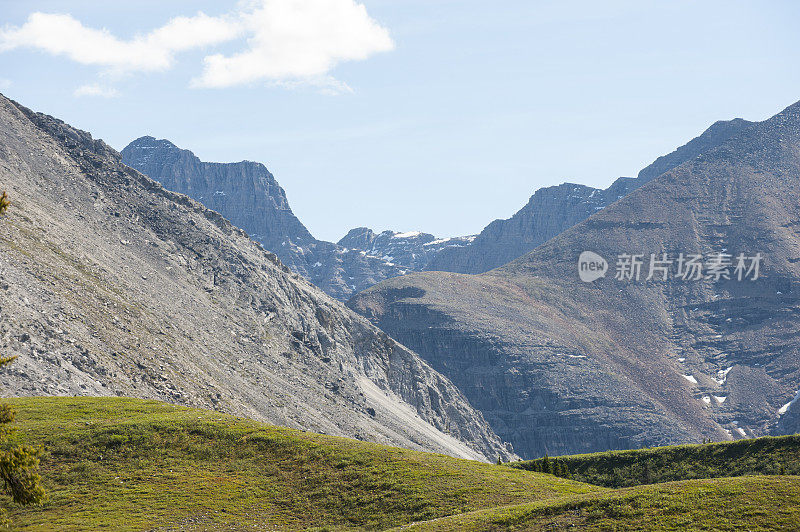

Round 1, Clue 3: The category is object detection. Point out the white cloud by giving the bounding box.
[193,0,394,88]
[0,12,241,73]
[73,83,119,98]
[269,75,354,96]
[0,1,394,92]
[0,78,11,90]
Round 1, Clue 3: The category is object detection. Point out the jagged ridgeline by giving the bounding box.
[350,99,800,459]
[120,118,753,297]
[0,93,512,462]
[425,118,753,274]
[121,138,474,301]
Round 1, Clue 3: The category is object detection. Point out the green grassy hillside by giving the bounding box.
[6,397,798,531]
[401,476,800,531]
[2,397,600,531]
[511,435,800,487]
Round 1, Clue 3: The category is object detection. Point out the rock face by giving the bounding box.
[426,119,753,274]
[121,136,315,259]
[338,228,475,272]
[122,137,409,301]
[350,101,800,459]
[0,94,513,462]
[426,179,637,274]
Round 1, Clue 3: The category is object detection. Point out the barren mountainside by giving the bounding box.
[0,94,512,462]
[350,101,800,459]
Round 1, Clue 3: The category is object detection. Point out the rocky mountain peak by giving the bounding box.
[338,227,476,271]
[338,227,377,250]
[121,138,421,300]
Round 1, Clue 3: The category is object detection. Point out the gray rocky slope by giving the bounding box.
[122,137,460,301]
[426,118,754,274]
[350,100,800,459]
[0,94,512,462]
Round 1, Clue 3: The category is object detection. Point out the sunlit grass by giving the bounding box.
[4,397,600,531]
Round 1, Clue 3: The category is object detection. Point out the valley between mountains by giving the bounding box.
[2,90,800,531]
[117,95,800,461]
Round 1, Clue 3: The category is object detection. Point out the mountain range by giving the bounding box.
[121,138,473,300]
[0,93,511,462]
[350,102,800,458]
[122,120,756,302]
[4,89,799,463]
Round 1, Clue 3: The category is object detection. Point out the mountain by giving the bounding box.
[350,100,800,459]
[425,178,637,274]
[121,136,411,301]
[636,117,754,182]
[337,227,475,271]
[0,94,512,461]
[426,118,754,274]
[121,136,315,258]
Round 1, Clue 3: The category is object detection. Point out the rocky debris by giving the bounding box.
[0,94,513,462]
[350,101,800,458]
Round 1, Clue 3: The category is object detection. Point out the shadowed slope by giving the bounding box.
[512,434,800,487]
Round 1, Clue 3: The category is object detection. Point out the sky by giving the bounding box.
[1,1,799,242]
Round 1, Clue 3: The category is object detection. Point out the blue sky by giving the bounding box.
[1,1,799,242]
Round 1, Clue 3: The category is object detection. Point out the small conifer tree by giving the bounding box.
[642,460,653,484]
[541,454,552,475]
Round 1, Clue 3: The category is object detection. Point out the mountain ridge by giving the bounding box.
[122,136,474,300]
[337,227,475,271]
[350,100,800,458]
[426,118,754,274]
[0,93,512,461]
